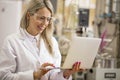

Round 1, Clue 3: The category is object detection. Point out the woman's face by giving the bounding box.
[27,7,52,36]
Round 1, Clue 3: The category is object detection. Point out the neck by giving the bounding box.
[26,27,38,36]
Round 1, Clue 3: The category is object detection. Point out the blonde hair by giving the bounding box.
[20,0,54,55]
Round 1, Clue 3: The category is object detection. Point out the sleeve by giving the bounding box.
[40,37,72,80]
[0,37,34,80]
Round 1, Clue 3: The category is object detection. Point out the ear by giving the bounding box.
[26,12,31,20]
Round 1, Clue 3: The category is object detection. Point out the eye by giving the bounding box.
[35,14,52,22]
[37,16,45,21]
[47,17,52,22]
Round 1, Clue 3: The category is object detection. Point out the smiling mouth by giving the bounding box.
[37,26,44,31]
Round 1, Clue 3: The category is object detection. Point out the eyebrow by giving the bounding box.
[35,13,51,17]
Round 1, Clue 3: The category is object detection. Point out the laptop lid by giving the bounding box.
[62,37,101,69]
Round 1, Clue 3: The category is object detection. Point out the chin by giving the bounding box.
[36,29,42,34]
[39,31,43,34]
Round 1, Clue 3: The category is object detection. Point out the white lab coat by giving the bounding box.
[0,28,72,80]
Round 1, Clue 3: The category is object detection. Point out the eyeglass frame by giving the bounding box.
[34,13,53,23]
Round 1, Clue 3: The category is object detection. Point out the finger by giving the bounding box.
[41,63,55,67]
[73,62,81,72]
[40,69,49,76]
[42,68,51,72]
[72,62,78,72]
[77,62,81,70]
[72,62,78,68]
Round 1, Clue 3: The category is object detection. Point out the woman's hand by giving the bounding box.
[33,63,55,80]
[63,62,83,79]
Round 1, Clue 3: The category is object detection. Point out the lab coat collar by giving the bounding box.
[24,29,40,42]
[18,28,27,40]
[18,28,41,61]
[19,28,40,41]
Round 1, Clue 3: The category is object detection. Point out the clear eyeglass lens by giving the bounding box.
[35,14,52,22]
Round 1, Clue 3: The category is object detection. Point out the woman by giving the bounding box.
[0,0,81,80]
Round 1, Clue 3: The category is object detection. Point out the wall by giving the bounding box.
[0,1,22,50]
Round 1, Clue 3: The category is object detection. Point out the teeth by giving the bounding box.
[38,26,43,30]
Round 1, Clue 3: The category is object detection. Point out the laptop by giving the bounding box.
[61,37,101,69]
